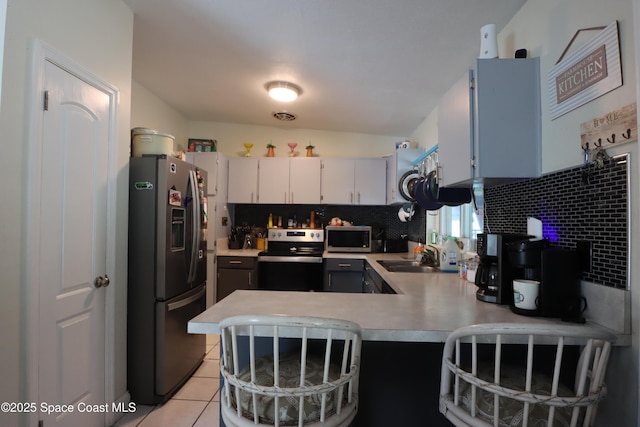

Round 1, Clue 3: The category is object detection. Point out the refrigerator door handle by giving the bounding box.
[187,169,201,284]
[167,286,206,312]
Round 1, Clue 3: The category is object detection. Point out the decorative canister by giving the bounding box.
[131,128,174,157]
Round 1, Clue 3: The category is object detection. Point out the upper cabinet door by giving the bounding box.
[354,159,386,205]
[289,158,321,204]
[438,70,473,187]
[321,159,355,204]
[473,58,541,181]
[438,58,541,188]
[258,158,290,203]
[228,158,258,203]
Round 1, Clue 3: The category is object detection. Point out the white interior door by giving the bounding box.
[37,60,110,427]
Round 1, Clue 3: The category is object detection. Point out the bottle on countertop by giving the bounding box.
[267,213,273,229]
[440,237,462,272]
[413,240,425,262]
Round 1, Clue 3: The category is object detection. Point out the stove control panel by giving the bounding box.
[267,228,325,242]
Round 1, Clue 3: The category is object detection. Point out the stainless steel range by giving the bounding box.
[258,228,325,291]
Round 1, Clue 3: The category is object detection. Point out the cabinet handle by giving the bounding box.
[248,272,252,286]
[350,192,353,204]
[251,192,254,203]
[328,273,332,288]
[338,263,352,268]
[357,192,361,204]
[229,260,242,264]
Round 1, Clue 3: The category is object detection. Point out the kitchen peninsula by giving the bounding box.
[190,252,624,342]
[189,253,628,427]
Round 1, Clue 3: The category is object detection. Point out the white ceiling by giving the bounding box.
[124,0,527,137]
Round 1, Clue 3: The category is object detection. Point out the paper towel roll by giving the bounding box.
[479,24,498,59]
[527,217,543,239]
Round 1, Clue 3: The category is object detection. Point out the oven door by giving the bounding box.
[258,255,323,291]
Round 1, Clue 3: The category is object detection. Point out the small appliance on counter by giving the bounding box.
[474,233,530,304]
[507,240,584,322]
[325,225,372,253]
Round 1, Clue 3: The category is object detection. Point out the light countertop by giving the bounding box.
[189,251,629,345]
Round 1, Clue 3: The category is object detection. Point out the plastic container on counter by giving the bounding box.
[440,237,462,272]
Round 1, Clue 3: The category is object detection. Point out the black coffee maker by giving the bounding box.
[507,240,584,321]
[475,233,530,304]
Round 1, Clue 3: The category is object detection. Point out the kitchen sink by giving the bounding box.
[376,260,440,273]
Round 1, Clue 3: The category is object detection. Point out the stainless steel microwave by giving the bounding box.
[325,225,372,253]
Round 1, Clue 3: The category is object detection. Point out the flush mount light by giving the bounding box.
[266,81,302,102]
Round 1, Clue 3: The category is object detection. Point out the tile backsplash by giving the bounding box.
[233,204,420,242]
[484,155,629,289]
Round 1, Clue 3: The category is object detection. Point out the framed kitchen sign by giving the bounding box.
[548,21,622,120]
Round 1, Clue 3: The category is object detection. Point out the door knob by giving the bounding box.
[94,275,110,288]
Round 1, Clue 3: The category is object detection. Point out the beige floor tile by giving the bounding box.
[193,359,220,378]
[207,334,220,346]
[137,400,207,427]
[172,376,219,401]
[205,350,219,361]
[206,335,220,356]
[111,403,155,426]
[193,401,221,427]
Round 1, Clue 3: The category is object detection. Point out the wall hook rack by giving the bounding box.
[580,103,637,151]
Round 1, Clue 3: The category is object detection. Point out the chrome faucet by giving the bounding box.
[421,245,440,267]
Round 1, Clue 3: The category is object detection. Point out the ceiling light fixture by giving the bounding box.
[267,81,302,102]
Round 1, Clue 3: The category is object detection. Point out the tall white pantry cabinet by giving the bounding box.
[186,152,229,307]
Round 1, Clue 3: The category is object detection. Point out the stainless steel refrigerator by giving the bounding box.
[127,155,208,404]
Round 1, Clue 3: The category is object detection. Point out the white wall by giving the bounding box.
[0,1,133,425]
[499,2,638,425]
[131,80,189,153]
[503,0,636,174]
[411,0,638,424]
[187,120,404,158]
[409,108,438,152]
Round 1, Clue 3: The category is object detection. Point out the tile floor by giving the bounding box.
[113,335,221,427]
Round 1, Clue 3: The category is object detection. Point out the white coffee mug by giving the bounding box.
[513,279,539,311]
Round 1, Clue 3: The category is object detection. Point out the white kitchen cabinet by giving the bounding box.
[258,158,289,203]
[321,158,386,205]
[355,158,387,205]
[227,158,258,203]
[321,159,354,204]
[438,58,541,188]
[289,158,322,204]
[186,152,230,306]
[258,158,321,204]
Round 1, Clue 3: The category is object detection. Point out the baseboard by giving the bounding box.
[107,391,132,426]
